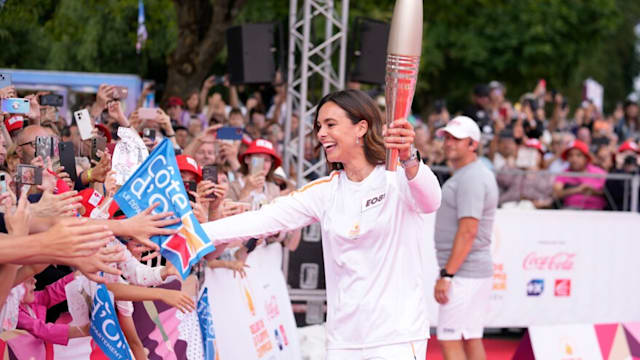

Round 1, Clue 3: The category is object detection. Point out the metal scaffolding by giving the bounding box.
[283,0,349,186]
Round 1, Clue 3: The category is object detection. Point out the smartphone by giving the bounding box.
[91,137,107,162]
[142,128,156,141]
[17,165,43,185]
[1,98,30,114]
[184,181,197,202]
[250,156,265,176]
[58,141,78,182]
[216,126,243,141]
[39,94,64,107]
[202,165,218,199]
[35,136,55,160]
[74,109,94,140]
[138,108,157,120]
[112,86,129,100]
[0,73,11,88]
[0,173,7,194]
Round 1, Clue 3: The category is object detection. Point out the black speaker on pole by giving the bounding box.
[348,18,390,85]
[226,23,276,84]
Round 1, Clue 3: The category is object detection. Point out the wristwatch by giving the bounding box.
[440,268,455,279]
[400,147,421,169]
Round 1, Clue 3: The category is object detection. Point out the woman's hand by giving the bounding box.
[382,118,415,161]
[107,100,130,127]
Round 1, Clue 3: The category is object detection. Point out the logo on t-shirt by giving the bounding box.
[362,192,385,212]
[554,279,571,297]
[527,279,544,296]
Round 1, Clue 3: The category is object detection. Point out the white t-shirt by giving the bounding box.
[202,163,442,349]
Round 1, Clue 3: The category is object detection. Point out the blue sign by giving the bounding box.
[527,279,545,296]
[90,284,132,360]
[114,138,215,278]
[197,287,216,359]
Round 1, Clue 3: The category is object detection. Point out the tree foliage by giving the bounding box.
[0,0,637,114]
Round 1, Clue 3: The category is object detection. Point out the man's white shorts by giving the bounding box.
[325,340,428,360]
[437,276,492,341]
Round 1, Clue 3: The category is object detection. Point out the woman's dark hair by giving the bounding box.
[313,89,386,171]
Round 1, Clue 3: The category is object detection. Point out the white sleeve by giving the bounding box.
[397,162,442,214]
[202,175,329,246]
[118,243,164,286]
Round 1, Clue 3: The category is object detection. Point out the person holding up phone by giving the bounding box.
[229,139,281,208]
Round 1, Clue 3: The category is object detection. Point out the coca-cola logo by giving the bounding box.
[522,252,576,271]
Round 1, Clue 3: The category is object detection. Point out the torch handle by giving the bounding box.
[385,54,420,171]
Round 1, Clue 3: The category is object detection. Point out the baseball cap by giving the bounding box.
[5,114,24,132]
[176,154,202,182]
[436,116,481,142]
[561,140,592,162]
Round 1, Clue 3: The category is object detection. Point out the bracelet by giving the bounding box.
[87,168,93,182]
[166,133,176,138]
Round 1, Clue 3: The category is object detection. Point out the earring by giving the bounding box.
[356,137,360,145]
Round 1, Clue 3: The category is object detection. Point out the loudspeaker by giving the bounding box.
[348,18,390,85]
[226,23,276,84]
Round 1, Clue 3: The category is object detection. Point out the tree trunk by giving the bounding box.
[164,0,247,102]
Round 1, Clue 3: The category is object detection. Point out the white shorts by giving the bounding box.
[437,276,492,341]
[326,340,427,360]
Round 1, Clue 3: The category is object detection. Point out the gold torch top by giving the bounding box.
[387,0,423,56]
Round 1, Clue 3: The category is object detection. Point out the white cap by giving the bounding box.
[436,116,481,142]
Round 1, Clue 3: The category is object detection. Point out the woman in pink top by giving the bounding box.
[553,140,607,210]
[17,274,88,346]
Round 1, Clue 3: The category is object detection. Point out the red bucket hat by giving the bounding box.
[239,139,282,169]
[176,154,202,182]
[167,96,184,108]
[523,138,545,155]
[618,140,640,154]
[561,140,592,162]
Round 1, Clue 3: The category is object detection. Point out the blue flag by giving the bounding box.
[90,284,132,360]
[114,138,215,278]
[197,287,216,359]
[136,0,148,54]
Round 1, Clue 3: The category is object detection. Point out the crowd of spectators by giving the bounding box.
[0,70,638,356]
[411,81,640,211]
[0,74,301,358]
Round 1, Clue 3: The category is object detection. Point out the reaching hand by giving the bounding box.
[31,190,83,217]
[4,191,30,236]
[24,94,41,122]
[44,217,115,259]
[90,151,112,183]
[227,260,249,278]
[125,202,180,250]
[161,289,196,313]
[70,244,125,283]
[107,100,129,127]
[96,84,114,110]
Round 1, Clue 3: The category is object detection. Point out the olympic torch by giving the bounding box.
[385,0,423,171]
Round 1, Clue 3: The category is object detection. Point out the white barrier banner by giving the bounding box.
[423,210,640,326]
[205,243,301,360]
